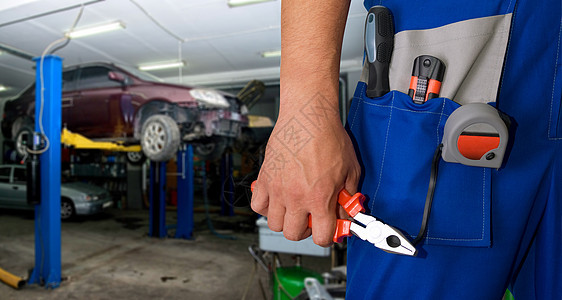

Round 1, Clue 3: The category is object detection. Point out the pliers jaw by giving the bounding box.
[350,213,417,256]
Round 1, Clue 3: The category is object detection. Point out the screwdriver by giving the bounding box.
[365,6,394,98]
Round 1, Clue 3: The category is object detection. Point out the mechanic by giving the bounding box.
[251,0,561,299]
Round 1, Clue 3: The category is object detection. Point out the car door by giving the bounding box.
[10,167,28,209]
[0,166,13,208]
[0,166,26,209]
[71,66,124,138]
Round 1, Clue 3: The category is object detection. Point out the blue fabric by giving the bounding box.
[347,0,562,299]
[347,88,492,247]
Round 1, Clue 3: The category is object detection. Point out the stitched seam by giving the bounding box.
[489,13,510,103]
[505,0,515,14]
[481,168,486,240]
[423,237,485,242]
[548,15,562,140]
[372,93,394,209]
[360,101,452,117]
[350,84,365,130]
[498,10,516,99]
[436,99,446,146]
[425,99,447,239]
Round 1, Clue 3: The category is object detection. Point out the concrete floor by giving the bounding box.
[0,206,332,300]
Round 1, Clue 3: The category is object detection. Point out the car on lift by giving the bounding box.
[0,165,112,220]
[1,62,248,162]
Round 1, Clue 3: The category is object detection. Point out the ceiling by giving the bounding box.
[0,0,367,99]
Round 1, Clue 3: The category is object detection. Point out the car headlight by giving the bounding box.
[240,104,249,115]
[84,195,99,202]
[189,89,230,109]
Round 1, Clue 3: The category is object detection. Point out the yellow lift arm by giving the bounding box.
[61,128,141,152]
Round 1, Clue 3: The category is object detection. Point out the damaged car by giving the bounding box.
[2,62,248,162]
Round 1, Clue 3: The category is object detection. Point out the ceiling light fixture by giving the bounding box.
[66,21,125,39]
[228,0,275,7]
[0,0,40,12]
[0,85,8,92]
[261,50,281,58]
[138,61,185,71]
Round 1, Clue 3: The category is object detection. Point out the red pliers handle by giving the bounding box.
[251,181,417,256]
[306,189,364,243]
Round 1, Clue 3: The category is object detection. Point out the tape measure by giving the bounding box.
[442,103,510,169]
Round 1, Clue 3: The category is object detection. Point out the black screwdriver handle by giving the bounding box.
[365,6,394,98]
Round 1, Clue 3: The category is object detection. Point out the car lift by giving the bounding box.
[24,55,194,291]
[59,111,195,239]
[61,129,141,152]
[148,144,194,239]
[220,152,235,217]
[27,55,62,288]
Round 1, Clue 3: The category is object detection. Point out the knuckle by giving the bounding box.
[250,201,265,214]
[267,216,283,232]
[283,231,301,241]
[268,222,282,232]
[313,236,333,248]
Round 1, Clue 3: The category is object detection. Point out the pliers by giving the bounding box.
[323,189,417,256]
[251,181,417,256]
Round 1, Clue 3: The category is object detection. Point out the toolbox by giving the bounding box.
[256,217,330,257]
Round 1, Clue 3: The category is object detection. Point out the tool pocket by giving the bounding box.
[348,87,491,247]
[360,13,513,105]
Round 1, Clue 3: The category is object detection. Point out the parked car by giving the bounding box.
[2,62,248,162]
[0,165,112,220]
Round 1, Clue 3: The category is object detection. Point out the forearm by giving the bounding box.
[251,0,359,247]
[280,0,351,113]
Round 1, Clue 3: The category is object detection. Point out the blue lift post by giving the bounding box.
[149,145,194,239]
[28,55,62,288]
[175,144,194,239]
[220,152,234,216]
[149,161,167,238]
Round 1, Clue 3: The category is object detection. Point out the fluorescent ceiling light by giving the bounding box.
[228,0,275,7]
[138,61,185,71]
[0,0,40,12]
[0,85,8,92]
[261,50,281,58]
[66,21,125,39]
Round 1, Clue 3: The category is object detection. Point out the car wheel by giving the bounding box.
[140,114,180,162]
[194,138,228,161]
[61,199,75,220]
[126,151,146,165]
[15,126,33,157]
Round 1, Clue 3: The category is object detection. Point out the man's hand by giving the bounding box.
[251,105,360,246]
[250,0,356,247]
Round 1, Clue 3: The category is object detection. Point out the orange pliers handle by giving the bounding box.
[251,181,365,243]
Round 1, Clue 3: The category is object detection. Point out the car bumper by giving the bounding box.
[200,110,248,138]
[74,198,113,215]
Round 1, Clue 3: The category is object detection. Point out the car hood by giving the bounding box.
[62,182,108,196]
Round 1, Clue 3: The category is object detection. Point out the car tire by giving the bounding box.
[61,198,75,220]
[140,114,180,162]
[194,137,228,161]
[126,151,146,165]
[10,117,33,140]
[14,125,33,157]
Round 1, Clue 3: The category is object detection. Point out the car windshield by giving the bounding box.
[115,64,163,83]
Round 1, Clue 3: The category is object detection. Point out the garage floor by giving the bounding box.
[0,205,332,300]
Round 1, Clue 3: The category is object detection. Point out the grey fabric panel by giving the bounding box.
[360,13,512,104]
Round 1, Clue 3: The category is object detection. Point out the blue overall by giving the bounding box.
[347,0,561,299]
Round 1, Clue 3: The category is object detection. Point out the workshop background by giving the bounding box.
[0,0,366,299]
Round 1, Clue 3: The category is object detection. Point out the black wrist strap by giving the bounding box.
[412,144,443,246]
